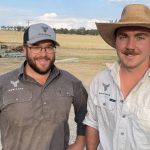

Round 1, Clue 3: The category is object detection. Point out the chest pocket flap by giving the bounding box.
[2,88,33,126]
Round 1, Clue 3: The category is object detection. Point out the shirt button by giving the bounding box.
[120,100,124,103]
[66,92,70,96]
[122,115,126,118]
[43,102,47,105]
[16,98,18,101]
[103,103,106,106]
[121,132,124,135]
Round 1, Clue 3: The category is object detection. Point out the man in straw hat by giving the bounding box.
[83,3,150,150]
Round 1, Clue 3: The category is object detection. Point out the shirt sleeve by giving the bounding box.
[73,81,88,135]
[83,79,98,130]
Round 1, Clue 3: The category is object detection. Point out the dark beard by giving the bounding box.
[26,56,55,75]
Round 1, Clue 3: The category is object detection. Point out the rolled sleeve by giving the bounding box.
[83,81,98,130]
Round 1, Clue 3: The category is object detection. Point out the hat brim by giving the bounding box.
[96,22,150,48]
[27,36,60,46]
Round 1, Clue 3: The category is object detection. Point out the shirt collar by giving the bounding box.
[106,60,150,85]
[17,61,26,79]
[106,60,120,79]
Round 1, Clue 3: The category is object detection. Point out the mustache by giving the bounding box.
[122,49,139,55]
[35,56,50,60]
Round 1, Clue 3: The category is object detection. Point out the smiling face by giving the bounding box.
[115,26,150,70]
[23,40,55,75]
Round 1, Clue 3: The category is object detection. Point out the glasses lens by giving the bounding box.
[28,45,55,54]
[45,46,55,53]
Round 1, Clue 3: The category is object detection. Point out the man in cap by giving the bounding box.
[83,4,150,150]
[0,23,87,150]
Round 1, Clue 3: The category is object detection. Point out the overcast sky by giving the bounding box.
[0,0,150,29]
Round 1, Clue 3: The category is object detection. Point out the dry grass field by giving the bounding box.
[0,30,116,86]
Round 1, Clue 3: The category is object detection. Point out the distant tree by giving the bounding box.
[76,27,86,35]
[16,26,24,31]
[1,26,5,30]
[0,25,99,35]
[69,29,76,34]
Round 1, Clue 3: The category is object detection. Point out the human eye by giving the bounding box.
[46,46,55,53]
[29,46,41,53]
[118,34,127,40]
[47,46,53,49]
[136,35,145,40]
[31,46,41,50]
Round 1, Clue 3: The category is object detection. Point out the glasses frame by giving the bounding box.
[26,45,56,54]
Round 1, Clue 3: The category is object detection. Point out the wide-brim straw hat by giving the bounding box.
[96,4,150,48]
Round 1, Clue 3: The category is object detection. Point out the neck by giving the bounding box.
[119,62,150,98]
[120,60,149,75]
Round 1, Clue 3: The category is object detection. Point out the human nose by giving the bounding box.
[40,48,47,55]
[40,48,47,52]
[126,37,135,50]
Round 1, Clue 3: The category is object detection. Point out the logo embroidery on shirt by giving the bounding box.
[102,83,110,91]
[10,80,19,88]
[41,26,48,33]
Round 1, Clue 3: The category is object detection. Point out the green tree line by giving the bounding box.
[0,26,98,35]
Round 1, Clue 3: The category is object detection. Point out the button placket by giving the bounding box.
[117,128,126,150]
[117,102,128,150]
[41,90,48,113]
[43,101,47,105]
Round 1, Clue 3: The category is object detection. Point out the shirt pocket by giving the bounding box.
[95,94,116,128]
[95,94,116,111]
[2,88,33,126]
[127,103,150,132]
[56,87,74,97]
[50,87,74,121]
[136,107,150,132]
[127,103,150,146]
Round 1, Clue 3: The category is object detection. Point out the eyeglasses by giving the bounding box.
[27,45,56,54]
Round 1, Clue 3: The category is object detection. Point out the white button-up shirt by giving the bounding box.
[83,61,150,150]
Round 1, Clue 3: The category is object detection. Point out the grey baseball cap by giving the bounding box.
[23,23,60,46]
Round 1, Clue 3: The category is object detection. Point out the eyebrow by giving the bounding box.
[134,33,149,37]
[116,32,149,37]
